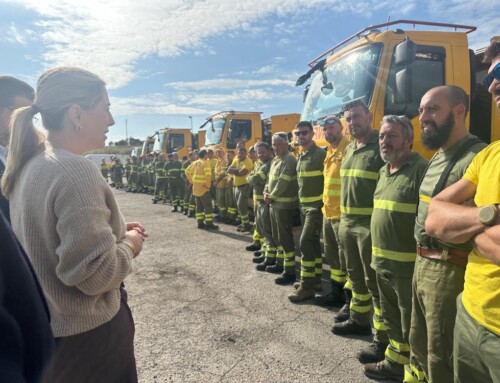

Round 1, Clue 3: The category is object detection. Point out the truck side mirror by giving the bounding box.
[395,37,416,66]
[395,68,413,104]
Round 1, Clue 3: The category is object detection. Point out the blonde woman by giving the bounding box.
[2,67,145,383]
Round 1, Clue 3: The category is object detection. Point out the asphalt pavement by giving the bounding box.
[117,188,375,383]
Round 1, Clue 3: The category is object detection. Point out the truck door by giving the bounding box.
[227,119,252,149]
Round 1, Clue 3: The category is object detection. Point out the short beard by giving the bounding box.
[421,112,454,150]
[381,146,405,163]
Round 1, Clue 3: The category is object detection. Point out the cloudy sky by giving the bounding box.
[1,0,498,143]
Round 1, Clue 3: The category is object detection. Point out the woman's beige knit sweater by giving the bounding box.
[10,149,134,337]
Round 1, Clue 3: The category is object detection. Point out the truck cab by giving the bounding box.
[152,128,195,159]
[200,111,300,151]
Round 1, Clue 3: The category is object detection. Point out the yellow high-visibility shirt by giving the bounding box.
[322,136,350,220]
[186,159,211,197]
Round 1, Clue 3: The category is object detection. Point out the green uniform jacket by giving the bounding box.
[155,161,167,177]
[414,134,486,251]
[371,152,428,277]
[163,161,174,179]
[169,160,183,180]
[181,160,191,181]
[297,142,326,209]
[264,153,299,210]
[247,158,272,202]
[340,131,384,226]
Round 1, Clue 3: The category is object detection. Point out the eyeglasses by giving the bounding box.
[483,62,500,88]
[323,117,341,126]
[294,130,310,136]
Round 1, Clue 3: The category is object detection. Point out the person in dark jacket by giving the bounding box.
[0,210,54,382]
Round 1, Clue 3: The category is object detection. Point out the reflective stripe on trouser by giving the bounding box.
[169,179,185,207]
[339,220,387,344]
[409,256,465,383]
[323,218,347,284]
[252,230,263,243]
[453,293,500,383]
[225,186,237,219]
[195,192,213,223]
[154,177,168,198]
[404,362,427,382]
[216,188,227,219]
[299,207,322,289]
[270,207,296,275]
[377,271,412,367]
[188,194,195,213]
[234,184,251,224]
[128,172,137,190]
[256,202,276,262]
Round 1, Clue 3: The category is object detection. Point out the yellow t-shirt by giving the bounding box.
[231,157,254,187]
[462,141,500,335]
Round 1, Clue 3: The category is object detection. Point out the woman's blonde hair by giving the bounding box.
[1,67,105,198]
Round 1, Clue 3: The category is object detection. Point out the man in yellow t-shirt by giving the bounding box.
[425,40,500,383]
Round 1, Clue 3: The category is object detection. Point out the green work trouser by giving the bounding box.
[226,186,237,219]
[216,187,227,219]
[323,218,347,285]
[270,206,295,275]
[169,179,184,207]
[154,177,168,199]
[339,221,387,344]
[195,191,213,224]
[183,182,192,211]
[128,172,137,191]
[377,271,413,369]
[299,207,323,290]
[234,184,251,224]
[408,256,465,383]
[453,293,500,383]
[256,202,276,261]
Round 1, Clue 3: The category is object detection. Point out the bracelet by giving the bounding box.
[122,239,138,258]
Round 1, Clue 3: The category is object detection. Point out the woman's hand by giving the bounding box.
[126,222,148,238]
[124,229,145,258]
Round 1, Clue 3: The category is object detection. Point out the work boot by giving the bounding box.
[253,250,263,257]
[252,255,265,264]
[187,211,195,218]
[152,198,158,204]
[256,259,275,271]
[245,242,261,251]
[265,264,284,274]
[171,206,178,213]
[197,222,206,229]
[240,223,252,233]
[232,220,241,227]
[313,281,346,308]
[288,286,315,303]
[275,272,296,285]
[331,318,372,336]
[357,341,388,364]
[333,289,352,322]
[363,361,404,381]
[205,223,219,230]
[183,208,188,215]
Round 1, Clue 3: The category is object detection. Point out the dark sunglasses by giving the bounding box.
[294,130,310,136]
[483,62,500,88]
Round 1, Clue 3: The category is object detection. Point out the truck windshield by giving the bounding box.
[301,44,382,122]
[153,133,165,153]
[204,118,226,146]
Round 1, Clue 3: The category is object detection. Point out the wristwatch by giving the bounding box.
[479,204,498,227]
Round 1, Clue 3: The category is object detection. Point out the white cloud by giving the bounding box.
[5,23,29,45]
[109,95,210,116]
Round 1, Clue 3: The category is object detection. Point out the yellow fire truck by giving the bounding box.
[296,20,499,156]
